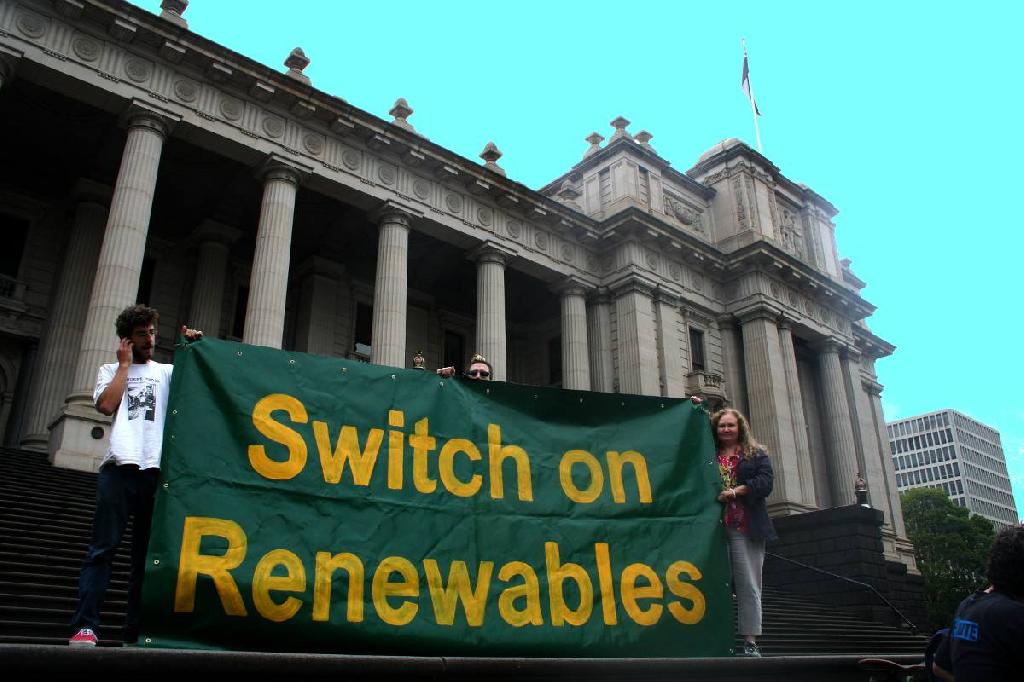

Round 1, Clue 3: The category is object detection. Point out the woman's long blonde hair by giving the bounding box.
[710,408,765,459]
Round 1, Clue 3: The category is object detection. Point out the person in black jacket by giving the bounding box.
[711,407,778,657]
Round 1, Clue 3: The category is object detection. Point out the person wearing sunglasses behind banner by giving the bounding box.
[435,353,492,381]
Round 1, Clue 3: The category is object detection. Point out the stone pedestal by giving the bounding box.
[370,206,411,368]
[244,158,303,349]
[21,183,108,451]
[50,103,175,471]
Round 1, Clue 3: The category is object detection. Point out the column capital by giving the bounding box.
[819,337,843,354]
[587,286,613,306]
[121,99,180,138]
[257,154,311,185]
[715,313,739,328]
[470,240,516,265]
[551,275,592,298]
[777,314,794,331]
[862,377,885,396]
[607,273,657,298]
[188,219,242,247]
[736,303,783,325]
[69,179,112,206]
[653,286,680,306]
[294,255,345,281]
[370,200,421,226]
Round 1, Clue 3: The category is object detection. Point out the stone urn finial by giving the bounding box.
[635,130,654,149]
[284,47,311,85]
[480,142,505,176]
[584,132,604,158]
[389,98,415,132]
[610,116,632,141]
[160,0,188,28]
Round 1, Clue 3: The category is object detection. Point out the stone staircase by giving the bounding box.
[0,447,928,656]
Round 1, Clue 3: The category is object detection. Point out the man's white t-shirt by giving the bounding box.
[93,361,174,470]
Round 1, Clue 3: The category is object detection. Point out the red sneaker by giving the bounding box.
[69,628,98,647]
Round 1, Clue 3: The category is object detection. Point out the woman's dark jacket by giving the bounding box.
[736,450,778,542]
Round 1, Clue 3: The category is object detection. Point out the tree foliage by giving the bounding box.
[901,487,995,629]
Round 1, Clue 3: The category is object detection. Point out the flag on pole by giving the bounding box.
[741,53,761,116]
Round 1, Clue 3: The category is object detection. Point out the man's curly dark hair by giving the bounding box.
[114,304,159,339]
[986,525,1024,598]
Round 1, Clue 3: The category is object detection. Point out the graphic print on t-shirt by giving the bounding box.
[127,383,156,421]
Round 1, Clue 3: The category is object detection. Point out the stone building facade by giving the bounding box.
[0,0,914,569]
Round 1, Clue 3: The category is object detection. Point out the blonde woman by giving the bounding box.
[711,408,777,658]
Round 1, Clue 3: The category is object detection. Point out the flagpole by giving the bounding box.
[741,38,763,154]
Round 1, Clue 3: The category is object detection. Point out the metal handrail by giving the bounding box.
[766,551,919,634]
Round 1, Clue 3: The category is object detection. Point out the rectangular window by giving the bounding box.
[911,453,919,466]
[689,328,706,372]
[953,462,961,477]
[942,412,950,427]
[956,479,963,494]
[443,330,464,372]
[598,168,612,206]
[548,335,562,387]
[353,302,373,356]
[231,286,249,339]
[926,432,934,447]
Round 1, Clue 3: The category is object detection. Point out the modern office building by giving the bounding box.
[887,410,1019,527]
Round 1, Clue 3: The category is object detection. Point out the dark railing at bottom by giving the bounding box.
[766,552,918,634]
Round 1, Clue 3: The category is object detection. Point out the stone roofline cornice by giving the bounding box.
[595,207,723,267]
[687,139,838,218]
[852,325,896,359]
[539,136,716,201]
[68,0,600,234]
[724,241,877,321]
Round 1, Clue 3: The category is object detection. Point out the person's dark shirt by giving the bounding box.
[933,589,1024,682]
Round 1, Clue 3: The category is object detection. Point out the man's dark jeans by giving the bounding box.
[70,463,160,643]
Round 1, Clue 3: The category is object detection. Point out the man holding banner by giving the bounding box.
[69,305,202,648]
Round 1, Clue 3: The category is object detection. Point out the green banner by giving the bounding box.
[139,338,732,657]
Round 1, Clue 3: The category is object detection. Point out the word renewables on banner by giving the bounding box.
[139,339,731,657]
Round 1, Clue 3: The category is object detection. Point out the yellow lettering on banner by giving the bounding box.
[248,394,308,480]
[545,541,594,626]
[313,422,383,485]
[424,559,494,626]
[558,450,604,503]
[621,562,664,626]
[174,516,248,616]
[665,560,706,625]
[252,549,306,622]
[313,552,365,623]
[606,450,653,504]
[387,410,405,490]
[439,438,482,498]
[410,417,437,494]
[497,561,543,627]
[487,424,533,501]
[372,556,420,626]
[594,542,618,625]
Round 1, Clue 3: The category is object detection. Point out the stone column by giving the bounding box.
[473,243,510,381]
[369,206,412,368]
[718,316,747,414]
[0,46,21,91]
[243,157,305,349]
[867,381,909,539]
[818,339,860,506]
[654,290,686,397]
[188,221,240,338]
[295,256,344,356]
[49,103,177,471]
[20,182,109,451]
[778,317,816,506]
[844,350,890,519]
[739,308,802,509]
[586,289,614,393]
[556,279,590,391]
[612,278,659,396]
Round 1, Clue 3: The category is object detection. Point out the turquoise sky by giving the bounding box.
[129,0,1023,517]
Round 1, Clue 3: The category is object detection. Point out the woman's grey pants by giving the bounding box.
[726,525,765,637]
